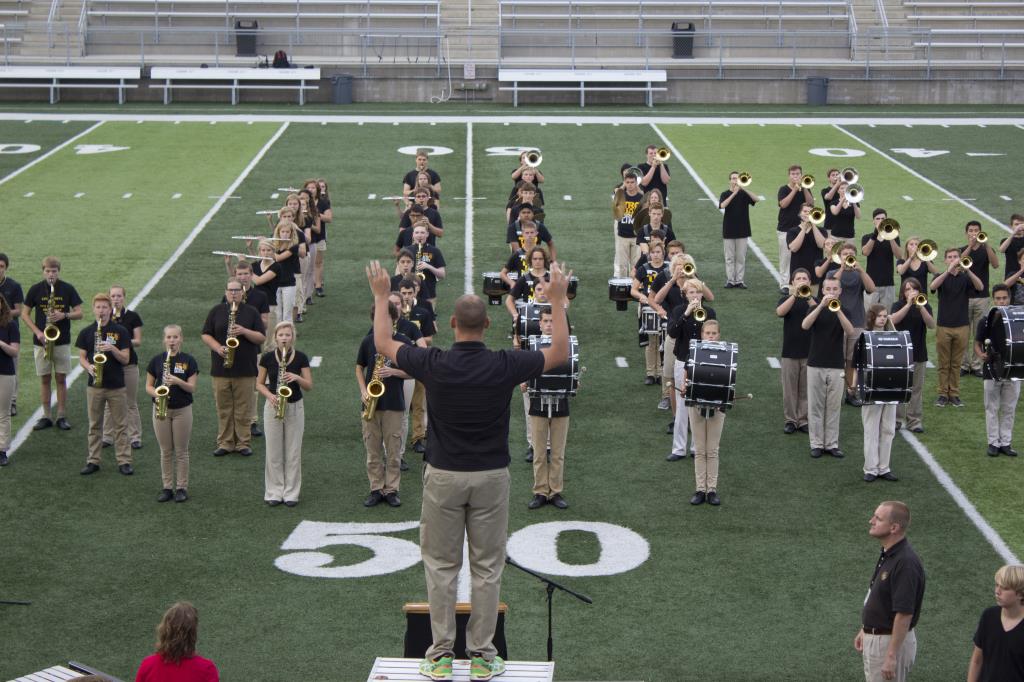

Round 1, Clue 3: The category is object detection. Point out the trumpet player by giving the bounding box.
[719,171,758,289]
[827,178,860,244]
[777,165,815,292]
[960,220,1000,377]
[666,279,716,462]
[76,293,131,476]
[897,236,941,291]
[820,168,843,235]
[776,268,816,435]
[788,204,828,287]
[862,209,903,310]
[146,324,198,503]
[201,279,266,457]
[998,213,1024,295]
[356,302,414,508]
[639,144,671,203]
[930,248,984,407]
[258,321,312,507]
[889,278,935,433]
[21,256,82,432]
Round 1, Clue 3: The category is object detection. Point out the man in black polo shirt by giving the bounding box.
[862,208,904,311]
[367,259,571,681]
[930,248,984,407]
[777,164,814,293]
[719,171,758,289]
[960,220,1000,376]
[855,500,926,682]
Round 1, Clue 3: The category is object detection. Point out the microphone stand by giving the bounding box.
[504,556,592,662]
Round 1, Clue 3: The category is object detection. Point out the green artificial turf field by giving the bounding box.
[0,112,1022,682]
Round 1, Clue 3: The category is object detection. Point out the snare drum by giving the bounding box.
[567,276,579,301]
[855,331,914,404]
[528,335,580,398]
[639,305,663,335]
[516,301,551,346]
[482,272,509,305]
[609,278,632,311]
[986,305,1024,380]
[684,341,738,409]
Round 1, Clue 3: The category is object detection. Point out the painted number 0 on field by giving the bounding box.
[275,521,649,579]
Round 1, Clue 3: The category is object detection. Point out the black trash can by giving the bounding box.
[807,77,829,106]
[672,22,694,58]
[331,74,353,104]
[235,20,258,57]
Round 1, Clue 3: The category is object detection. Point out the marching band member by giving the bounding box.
[21,256,82,431]
[501,222,541,290]
[296,189,320,315]
[102,285,143,450]
[998,213,1024,301]
[0,254,23,417]
[686,319,726,506]
[271,220,302,323]
[392,248,417,292]
[397,190,444,250]
[835,243,875,407]
[631,242,669,389]
[930,247,984,407]
[399,278,435,456]
[515,278,567,463]
[1003,249,1024,305]
[719,171,758,289]
[638,144,671,203]
[861,208,903,310]
[666,278,715,462]
[388,290,423,469]
[960,220,999,377]
[897,236,940,290]
[402,148,441,200]
[258,321,312,507]
[776,165,814,293]
[820,168,842,236]
[356,302,414,508]
[146,324,198,503]
[506,205,555,259]
[801,274,855,459]
[788,203,827,286]
[861,304,899,482]
[409,170,441,209]
[228,260,271,438]
[251,240,282,349]
[637,209,675,258]
[510,159,544,208]
[507,182,544,226]
[527,308,571,510]
[889,278,934,433]
[76,293,132,475]
[411,224,446,310]
[827,176,860,244]
[201,279,266,457]
[612,171,643,278]
[776,268,815,434]
[312,178,332,297]
[633,188,672,237]
[975,284,1019,457]
[0,295,19,466]
[505,246,549,320]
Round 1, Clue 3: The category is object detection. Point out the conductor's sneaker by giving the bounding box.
[549,493,569,509]
[80,463,100,475]
[55,417,71,430]
[644,375,656,385]
[879,472,899,481]
[666,452,685,461]
[33,417,53,431]
[1001,445,1019,457]
[657,397,671,410]
[419,655,453,681]
[988,444,1001,457]
[385,492,401,507]
[783,421,797,434]
[118,463,134,475]
[827,448,845,459]
[363,490,384,507]
[950,397,964,407]
[250,423,263,437]
[706,490,721,506]
[810,448,824,459]
[175,489,189,503]
[400,458,410,471]
[934,396,948,407]
[470,655,505,681]
[690,490,706,505]
[528,494,547,509]
[524,446,534,463]
[157,488,173,502]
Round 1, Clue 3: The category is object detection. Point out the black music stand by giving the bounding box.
[504,557,592,662]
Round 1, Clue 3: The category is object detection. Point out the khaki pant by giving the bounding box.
[862,403,896,475]
[0,374,13,450]
[962,297,989,371]
[421,464,510,660]
[864,285,895,312]
[87,386,130,465]
[277,285,296,323]
[614,235,639,279]
[522,391,532,445]
[212,375,255,451]
[530,415,569,498]
[264,399,304,502]
[412,380,427,443]
[776,231,791,285]
[984,379,1020,446]
[363,408,404,493]
[103,363,141,445]
[400,378,415,453]
[723,237,748,285]
[781,357,808,427]
[807,366,844,450]
[153,404,192,490]
[643,333,662,378]
[897,361,926,431]
[862,630,917,682]
[661,335,676,397]
[935,325,969,398]
[688,407,725,492]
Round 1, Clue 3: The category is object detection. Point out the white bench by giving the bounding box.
[0,66,140,104]
[498,68,667,107]
[149,66,320,105]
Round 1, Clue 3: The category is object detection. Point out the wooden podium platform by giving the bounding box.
[368,657,554,681]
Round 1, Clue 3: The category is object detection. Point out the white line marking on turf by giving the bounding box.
[464,122,475,296]
[62,119,69,124]
[615,357,628,368]
[903,195,913,201]
[1002,195,1013,201]
[563,195,572,201]
[5,121,291,461]
[368,193,377,200]
[834,125,1012,234]
[23,191,33,198]
[651,123,783,285]
[0,121,103,188]
[172,193,182,199]
[900,431,1019,563]
[310,356,322,367]
[767,357,780,369]
[270,192,279,199]
[74,192,85,198]
[122,192,132,199]
[966,152,1004,157]
[430,122,436,126]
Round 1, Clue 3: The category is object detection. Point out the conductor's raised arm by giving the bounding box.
[541,262,572,371]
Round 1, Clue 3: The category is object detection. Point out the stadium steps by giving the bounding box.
[440,0,499,63]
[13,0,85,58]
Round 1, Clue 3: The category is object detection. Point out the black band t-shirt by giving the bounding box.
[75,321,131,388]
[260,349,311,402]
[24,279,83,347]
[147,351,199,409]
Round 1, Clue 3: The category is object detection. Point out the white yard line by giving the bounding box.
[7,121,291,460]
[464,122,475,296]
[0,121,104,187]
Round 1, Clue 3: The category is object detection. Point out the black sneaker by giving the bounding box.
[879,472,899,481]
[798,424,809,433]
[528,494,547,509]
[55,417,71,430]
[157,489,173,502]
[810,448,824,459]
[9,401,15,417]
[80,463,100,475]
[174,489,189,503]
[33,417,53,431]
[212,447,229,456]
[413,439,426,454]
[706,491,721,506]
[295,313,304,323]
[524,446,534,463]
[736,283,748,289]
[972,369,984,378]
[237,447,253,457]
[119,463,134,475]
[385,492,401,507]
[363,490,385,507]
[549,493,568,509]
[250,423,263,437]
[666,452,685,461]
[400,458,409,471]
[0,451,8,466]
[131,440,142,450]
[950,397,964,407]
[666,420,674,434]
[724,282,735,289]
[101,440,113,448]
[783,422,797,434]
[845,393,863,408]
[644,376,656,385]
[988,444,1001,457]
[316,287,325,297]
[305,297,313,306]
[690,491,706,505]
[1001,445,1019,457]
[960,368,970,376]
[863,473,877,482]
[828,448,845,459]
[935,396,948,407]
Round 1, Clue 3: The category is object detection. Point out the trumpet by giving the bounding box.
[960,256,973,270]
[362,355,387,421]
[795,284,813,298]
[841,167,859,184]
[917,239,938,262]
[223,301,239,369]
[681,262,696,277]
[809,207,826,226]
[737,172,752,187]
[655,147,671,163]
[844,255,859,268]
[800,174,815,190]
[524,149,542,168]
[693,306,707,322]
[844,184,864,204]
[828,298,842,312]
[93,326,106,388]
[43,283,60,364]
[977,231,988,244]
[878,218,900,241]
[914,294,928,307]
[155,350,173,420]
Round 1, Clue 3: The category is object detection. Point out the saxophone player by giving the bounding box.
[356,302,414,508]
[146,324,198,502]
[76,293,131,475]
[257,321,312,507]
[21,256,83,431]
[201,279,265,457]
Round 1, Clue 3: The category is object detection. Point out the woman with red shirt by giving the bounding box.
[135,602,218,682]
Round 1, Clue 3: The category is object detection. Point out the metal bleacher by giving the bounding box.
[903,0,1024,60]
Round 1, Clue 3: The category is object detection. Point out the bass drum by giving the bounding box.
[986,305,1024,380]
[516,301,551,348]
[481,272,509,305]
[608,278,632,311]
[527,335,580,397]
[684,341,738,409]
[855,331,914,404]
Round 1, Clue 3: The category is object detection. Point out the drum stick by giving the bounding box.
[665,382,753,401]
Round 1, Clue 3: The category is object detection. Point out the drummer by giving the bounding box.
[666,278,716,462]
[526,307,573,510]
[861,304,900,482]
[975,284,1020,457]
[631,242,670,391]
[683,319,727,506]
[506,246,549,321]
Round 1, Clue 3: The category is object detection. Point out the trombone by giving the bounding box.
[878,218,900,241]
[841,167,859,184]
[524,149,542,168]
[737,172,752,187]
[655,147,671,163]
[917,239,938,262]
[844,184,864,204]
[809,207,827,226]
[800,174,815,190]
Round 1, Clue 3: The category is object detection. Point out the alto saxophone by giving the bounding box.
[415,243,426,281]
[275,347,293,420]
[43,283,60,363]
[223,301,239,369]
[93,325,107,388]
[361,354,386,421]
[155,350,173,420]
